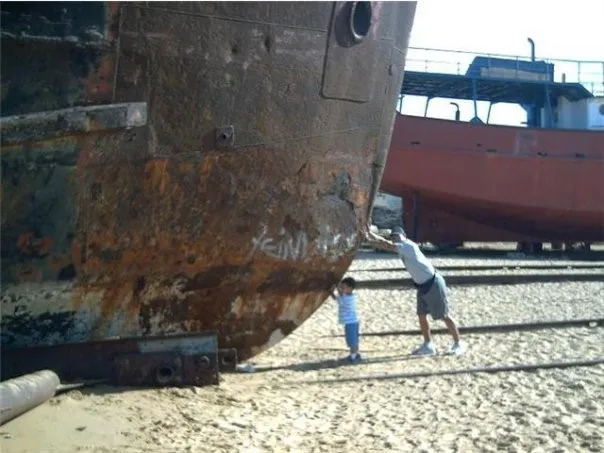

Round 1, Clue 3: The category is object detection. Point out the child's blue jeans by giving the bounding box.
[344,322,359,350]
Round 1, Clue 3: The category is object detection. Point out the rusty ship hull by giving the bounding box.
[381,114,604,244]
[1,2,417,368]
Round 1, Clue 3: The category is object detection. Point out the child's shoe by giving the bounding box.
[347,353,362,363]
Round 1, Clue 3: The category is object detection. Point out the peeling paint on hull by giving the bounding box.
[1,1,417,361]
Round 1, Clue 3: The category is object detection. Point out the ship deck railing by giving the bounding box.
[403,47,604,98]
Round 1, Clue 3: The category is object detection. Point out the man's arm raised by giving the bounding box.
[363,225,398,253]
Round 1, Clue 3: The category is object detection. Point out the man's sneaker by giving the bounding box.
[448,341,465,356]
[411,342,437,356]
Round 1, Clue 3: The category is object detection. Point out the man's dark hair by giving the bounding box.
[341,276,356,289]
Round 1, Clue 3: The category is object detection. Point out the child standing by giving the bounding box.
[332,277,361,362]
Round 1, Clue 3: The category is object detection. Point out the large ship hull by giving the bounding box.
[381,114,604,243]
[1,2,417,363]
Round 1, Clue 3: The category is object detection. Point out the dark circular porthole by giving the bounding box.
[349,1,372,43]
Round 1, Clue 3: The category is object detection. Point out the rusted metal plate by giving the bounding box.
[0,103,147,145]
[113,352,217,387]
[1,2,417,364]
[1,331,220,387]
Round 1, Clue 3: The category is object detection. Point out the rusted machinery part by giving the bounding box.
[285,358,604,387]
[327,318,604,338]
[1,331,224,386]
[355,272,604,289]
[351,263,604,273]
[0,370,60,425]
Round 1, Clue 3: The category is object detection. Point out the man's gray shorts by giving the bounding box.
[416,273,449,320]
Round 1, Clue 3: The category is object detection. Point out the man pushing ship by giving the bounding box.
[363,225,465,356]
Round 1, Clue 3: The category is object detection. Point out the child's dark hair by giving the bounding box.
[340,276,356,290]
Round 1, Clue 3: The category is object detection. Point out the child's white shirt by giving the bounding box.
[337,293,358,325]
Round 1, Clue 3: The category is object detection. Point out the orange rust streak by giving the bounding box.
[178,161,194,174]
[199,156,216,178]
[93,280,136,336]
[78,225,320,282]
[353,189,369,207]
[143,160,170,195]
[16,232,54,254]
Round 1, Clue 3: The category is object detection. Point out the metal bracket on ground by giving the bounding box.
[218,348,238,372]
[1,331,221,387]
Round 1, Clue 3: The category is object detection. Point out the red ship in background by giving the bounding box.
[380,44,604,251]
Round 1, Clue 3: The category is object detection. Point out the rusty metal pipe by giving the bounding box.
[0,370,60,425]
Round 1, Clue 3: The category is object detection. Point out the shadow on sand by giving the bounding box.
[250,353,425,374]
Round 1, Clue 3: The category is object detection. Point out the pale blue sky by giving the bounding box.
[400,0,604,125]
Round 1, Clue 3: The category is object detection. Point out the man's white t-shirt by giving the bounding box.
[395,239,435,285]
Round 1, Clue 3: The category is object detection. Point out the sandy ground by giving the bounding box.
[1,253,603,453]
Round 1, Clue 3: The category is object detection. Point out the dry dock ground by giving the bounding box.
[2,252,603,453]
